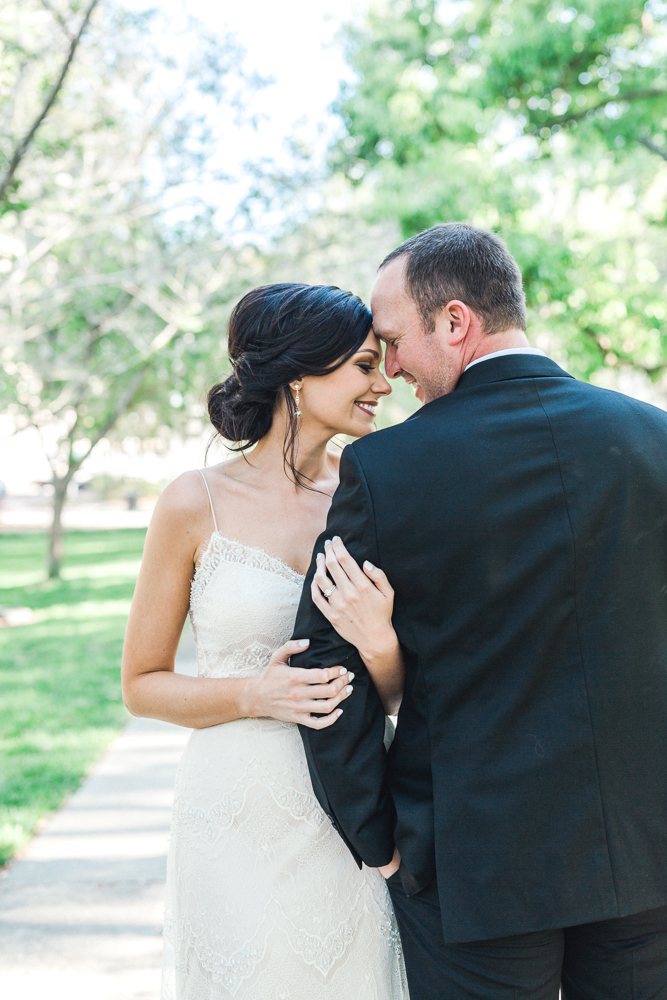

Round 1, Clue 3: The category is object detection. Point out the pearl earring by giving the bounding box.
[294,384,302,418]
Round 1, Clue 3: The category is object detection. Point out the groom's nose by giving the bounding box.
[384,344,402,379]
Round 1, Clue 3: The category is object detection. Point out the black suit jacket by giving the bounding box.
[291,354,667,943]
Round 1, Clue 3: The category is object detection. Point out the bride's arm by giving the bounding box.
[122,475,353,730]
[310,536,404,716]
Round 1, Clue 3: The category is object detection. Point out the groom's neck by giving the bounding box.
[463,328,532,368]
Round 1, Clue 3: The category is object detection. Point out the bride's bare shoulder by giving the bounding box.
[149,465,217,530]
[154,459,247,526]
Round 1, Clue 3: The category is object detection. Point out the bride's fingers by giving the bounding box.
[289,665,352,685]
[312,575,328,603]
[294,675,354,701]
[312,578,344,622]
[313,555,334,595]
[302,687,352,715]
[329,537,367,586]
[301,707,344,730]
[286,662,354,700]
[270,638,312,665]
[362,560,394,599]
[323,541,353,589]
[303,674,354,700]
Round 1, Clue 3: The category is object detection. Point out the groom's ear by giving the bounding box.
[439,299,472,346]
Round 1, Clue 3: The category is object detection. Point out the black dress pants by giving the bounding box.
[387,874,667,999]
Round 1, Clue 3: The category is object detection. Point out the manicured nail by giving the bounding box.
[332,535,340,541]
[348,672,355,681]
[317,553,324,561]
[337,709,343,716]
[346,685,354,694]
[364,560,374,571]
[298,639,310,647]
[339,667,347,675]
[324,538,332,546]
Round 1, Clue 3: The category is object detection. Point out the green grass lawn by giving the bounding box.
[0,529,146,866]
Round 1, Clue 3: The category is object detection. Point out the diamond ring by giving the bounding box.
[323,584,337,599]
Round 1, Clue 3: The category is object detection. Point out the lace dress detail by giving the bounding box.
[162,533,408,1000]
[190,533,304,610]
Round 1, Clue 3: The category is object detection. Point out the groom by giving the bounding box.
[291,223,667,998]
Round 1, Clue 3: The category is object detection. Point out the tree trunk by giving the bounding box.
[44,365,147,579]
[48,478,69,579]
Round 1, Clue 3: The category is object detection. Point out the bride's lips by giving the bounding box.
[355,400,377,417]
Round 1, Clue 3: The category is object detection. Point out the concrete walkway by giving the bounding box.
[0,636,196,999]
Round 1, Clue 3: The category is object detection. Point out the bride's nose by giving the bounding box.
[373,369,392,396]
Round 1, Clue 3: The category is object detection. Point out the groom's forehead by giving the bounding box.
[371,259,420,333]
[371,260,409,314]
[372,256,407,299]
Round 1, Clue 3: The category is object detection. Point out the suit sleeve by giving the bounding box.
[290,445,396,868]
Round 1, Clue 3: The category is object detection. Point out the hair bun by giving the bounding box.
[207,370,274,445]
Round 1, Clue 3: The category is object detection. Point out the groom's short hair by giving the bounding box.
[380,222,527,335]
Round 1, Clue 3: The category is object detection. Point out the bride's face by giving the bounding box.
[296,330,392,439]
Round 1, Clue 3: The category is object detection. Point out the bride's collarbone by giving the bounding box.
[196,465,335,577]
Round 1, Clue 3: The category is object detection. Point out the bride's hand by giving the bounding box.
[243,639,354,729]
[312,536,396,662]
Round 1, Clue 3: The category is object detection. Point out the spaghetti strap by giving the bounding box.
[197,469,219,533]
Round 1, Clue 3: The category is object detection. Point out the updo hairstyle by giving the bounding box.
[208,283,372,486]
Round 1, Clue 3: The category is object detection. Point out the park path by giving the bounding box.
[0,631,197,999]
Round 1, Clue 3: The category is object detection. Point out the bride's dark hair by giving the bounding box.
[207,283,373,486]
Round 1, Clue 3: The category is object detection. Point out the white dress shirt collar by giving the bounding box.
[464,347,547,372]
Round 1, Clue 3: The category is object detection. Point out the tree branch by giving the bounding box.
[534,89,667,133]
[122,281,181,328]
[66,313,184,472]
[0,0,101,206]
[68,365,147,473]
[638,136,667,161]
[64,295,134,407]
[40,0,75,42]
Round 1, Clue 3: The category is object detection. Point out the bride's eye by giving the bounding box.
[357,363,375,373]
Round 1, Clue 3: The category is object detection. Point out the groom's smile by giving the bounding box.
[399,372,423,401]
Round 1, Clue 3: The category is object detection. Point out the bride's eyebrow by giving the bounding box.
[354,349,380,359]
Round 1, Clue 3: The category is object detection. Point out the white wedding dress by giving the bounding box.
[161,473,408,1000]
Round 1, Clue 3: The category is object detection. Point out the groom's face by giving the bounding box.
[371,257,462,403]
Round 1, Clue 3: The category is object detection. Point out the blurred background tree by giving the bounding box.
[331,0,667,399]
[4,0,667,575]
[0,1,265,576]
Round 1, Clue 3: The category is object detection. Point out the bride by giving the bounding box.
[122,283,409,999]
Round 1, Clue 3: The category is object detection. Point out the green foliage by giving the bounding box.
[0,529,144,865]
[333,0,667,392]
[337,1,667,170]
[0,1,268,575]
[0,1,251,460]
